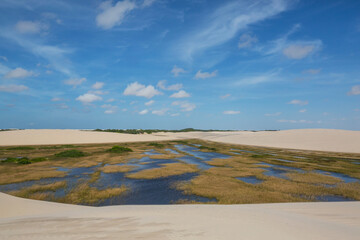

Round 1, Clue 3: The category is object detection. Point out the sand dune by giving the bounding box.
[1,129,360,153]
[1,193,359,240]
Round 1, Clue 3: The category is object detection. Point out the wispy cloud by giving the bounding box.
[288,99,309,106]
[265,112,282,117]
[64,77,86,87]
[195,70,218,79]
[234,70,280,86]
[177,0,291,60]
[347,85,360,96]
[0,84,28,93]
[92,82,104,89]
[15,20,48,34]
[302,69,321,75]
[172,101,196,112]
[157,80,182,91]
[171,65,186,77]
[152,108,168,116]
[238,33,258,49]
[220,94,231,99]
[223,110,240,115]
[139,109,149,115]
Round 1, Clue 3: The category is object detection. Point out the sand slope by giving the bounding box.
[1,193,359,240]
[1,129,360,153]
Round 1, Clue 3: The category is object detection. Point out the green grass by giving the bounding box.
[148,142,165,148]
[199,146,217,151]
[6,146,35,150]
[55,150,85,158]
[106,146,133,153]
[3,157,31,164]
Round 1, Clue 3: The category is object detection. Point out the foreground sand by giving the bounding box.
[1,128,360,153]
[1,193,359,240]
[1,128,360,239]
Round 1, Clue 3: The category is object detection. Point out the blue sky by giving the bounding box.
[0,0,359,130]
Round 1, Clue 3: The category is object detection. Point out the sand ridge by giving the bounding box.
[1,129,360,153]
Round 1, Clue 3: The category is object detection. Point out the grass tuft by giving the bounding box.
[148,142,165,148]
[106,146,133,153]
[55,150,85,158]
[6,146,35,150]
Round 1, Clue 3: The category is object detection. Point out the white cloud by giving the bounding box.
[76,93,102,104]
[288,99,308,106]
[157,80,182,91]
[171,113,180,117]
[348,85,360,96]
[139,109,149,115]
[0,84,28,92]
[141,0,156,8]
[171,65,186,77]
[55,103,69,109]
[177,0,290,60]
[64,77,86,87]
[15,21,48,34]
[220,94,231,99]
[303,69,321,74]
[223,110,240,115]
[51,97,63,102]
[265,112,282,117]
[145,100,154,106]
[123,82,162,98]
[89,90,108,95]
[282,44,318,59]
[0,56,7,61]
[4,68,34,79]
[238,33,258,49]
[234,71,279,86]
[152,109,168,116]
[299,109,307,113]
[101,104,117,114]
[172,101,196,112]
[195,70,218,79]
[96,0,137,29]
[107,98,115,102]
[170,90,190,98]
[92,81,104,89]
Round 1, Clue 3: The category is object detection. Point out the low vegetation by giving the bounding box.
[9,181,67,200]
[126,163,199,179]
[6,146,35,150]
[106,146,133,153]
[55,150,85,158]
[148,142,165,148]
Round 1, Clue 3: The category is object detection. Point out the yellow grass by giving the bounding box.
[100,165,135,173]
[286,171,343,184]
[9,181,66,200]
[126,163,199,179]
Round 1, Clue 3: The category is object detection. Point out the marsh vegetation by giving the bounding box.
[0,139,359,205]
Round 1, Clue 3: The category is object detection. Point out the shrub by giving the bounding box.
[199,146,217,151]
[107,146,133,153]
[148,142,165,148]
[55,150,85,158]
[6,146,35,150]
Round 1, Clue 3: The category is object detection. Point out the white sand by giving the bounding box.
[0,128,360,239]
[1,193,359,240]
[1,128,360,153]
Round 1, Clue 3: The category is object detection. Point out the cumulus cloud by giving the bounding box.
[264,112,282,117]
[288,99,308,106]
[4,68,34,79]
[157,80,182,91]
[92,81,104,89]
[238,33,258,48]
[172,101,196,112]
[145,100,154,106]
[170,90,190,98]
[76,93,102,104]
[15,21,48,34]
[347,85,360,96]
[223,110,240,115]
[96,0,136,29]
[139,109,149,115]
[302,69,321,74]
[195,70,218,79]
[152,109,168,116]
[299,109,307,113]
[0,84,28,92]
[123,82,161,98]
[64,77,86,87]
[171,65,186,77]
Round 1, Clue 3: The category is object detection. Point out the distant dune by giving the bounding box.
[1,129,360,153]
